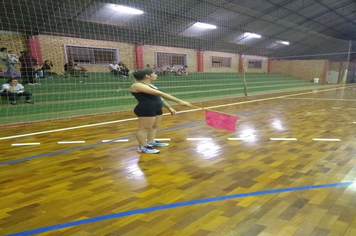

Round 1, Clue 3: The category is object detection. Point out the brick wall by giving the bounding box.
[0,31,28,72]
[143,45,197,72]
[271,60,326,80]
[242,55,268,73]
[203,51,240,73]
[38,35,135,72]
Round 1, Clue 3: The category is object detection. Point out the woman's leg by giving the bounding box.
[49,71,65,77]
[3,92,17,104]
[22,91,32,101]
[147,115,162,143]
[0,92,15,103]
[137,116,156,146]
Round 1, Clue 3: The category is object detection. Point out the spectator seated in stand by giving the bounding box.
[0,78,34,105]
[176,65,189,76]
[109,61,126,77]
[64,60,87,77]
[167,65,176,74]
[153,65,164,76]
[41,60,68,78]
[118,62,129,76]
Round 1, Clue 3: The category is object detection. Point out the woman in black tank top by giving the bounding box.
[130,68,191,154]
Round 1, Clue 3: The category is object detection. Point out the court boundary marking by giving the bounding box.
[9,137,348,146]
[281,97,356,101]
[6,182,353,236]
[0,122,202,166]
[0,86,354,141]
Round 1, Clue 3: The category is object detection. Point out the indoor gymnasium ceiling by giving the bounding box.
[1,0,356,60]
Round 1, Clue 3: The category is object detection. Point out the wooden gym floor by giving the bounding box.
[1,85,356,236]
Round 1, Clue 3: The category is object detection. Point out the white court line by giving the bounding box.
[102,139,129,143]
[270,138,298,141]
[186,138,212,141]
[313,138,341,141]
[0,117,138,141]
[354,122,356,124]
[155,138,171,141]
[58,141,86,144]
[0,86,353,141]
[193,86,353,111]
[11,143,40,146]
[228,138,245,141]
[282,98,356,101]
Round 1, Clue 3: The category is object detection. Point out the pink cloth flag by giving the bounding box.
[205,110,238,132]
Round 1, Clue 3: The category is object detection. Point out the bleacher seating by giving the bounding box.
[0,73,320,124]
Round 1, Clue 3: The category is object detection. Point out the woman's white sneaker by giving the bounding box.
[147,140,169,147]
[137,145,160,154]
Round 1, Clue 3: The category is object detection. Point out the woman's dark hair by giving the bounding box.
[45,60,53,67]
[0,47,7,52]
[129,68,154,82]
[6,77,16,83]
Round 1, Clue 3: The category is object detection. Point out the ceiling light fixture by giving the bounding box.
[244,33,261,38]
[280,41,290,45]
[114,5,144,14]
[193,22,217,29]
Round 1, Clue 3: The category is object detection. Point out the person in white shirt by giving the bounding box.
[7,50,19,77]
[0,47,11,76]
[8,50,19,64]
[109,61,126,77]
[166,65,176,73]
[0,78,34,105]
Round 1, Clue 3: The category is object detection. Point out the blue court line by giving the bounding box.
[6,182,353,236]
[0,121,204,166]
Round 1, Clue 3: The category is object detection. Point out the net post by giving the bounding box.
[341,40,352,85]
[242,64,248,97]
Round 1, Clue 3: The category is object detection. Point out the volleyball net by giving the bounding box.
[0,0,355,125]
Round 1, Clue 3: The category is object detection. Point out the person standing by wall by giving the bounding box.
[19,51,38,85]
[7,50,19,77]
[0,47,11,76]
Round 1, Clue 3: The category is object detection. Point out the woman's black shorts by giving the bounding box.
[134,106,163,117]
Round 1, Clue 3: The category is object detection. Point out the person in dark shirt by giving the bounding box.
[19,51,38,84]
[129,68,191,154]
[41,60,67,78]
[176,65,189,76]
[64,60,87,77]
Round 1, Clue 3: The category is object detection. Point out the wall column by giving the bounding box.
[267,58,273,73]
[321,60,329,85]
[238,55,243,73]
[28,35,43,64]
[135,45,144,69]
[197,51,204,72]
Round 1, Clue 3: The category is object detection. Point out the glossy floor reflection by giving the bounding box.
[1,86,356,236]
